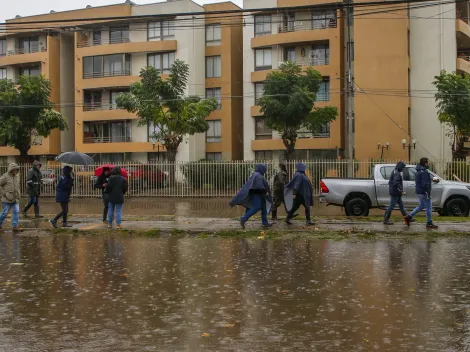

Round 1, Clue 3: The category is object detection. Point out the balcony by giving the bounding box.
[278,20,337,34]
[457,56,470,74]
[0,47,47,67]
[457,18,470,47]
[78,36,130,48]
[81,103,136,120]
[83,70,131,79]
[76,37,177,56]
[84,136,132,144]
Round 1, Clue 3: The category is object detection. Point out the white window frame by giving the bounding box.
[254,83,264,105]
[0,68,6,80]
[148,52,175,74]
[206,120,222,143]
[317,78,330,102]
[206,24,221,45]
[206,88,222,109]
[255,117,272,140]
[206,152,222,161]
[255,48,272,71]
[206,56,222,78]
[148,20,175,41]
[254,15,272,37]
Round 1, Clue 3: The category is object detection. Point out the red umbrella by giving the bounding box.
[94,164,128,179]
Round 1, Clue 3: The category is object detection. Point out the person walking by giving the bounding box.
[230,164,273,229]
[383,161,408,225]
[285,163,315,226]
[94,167,111,224]
[49,166,74,229]
[0,163,22,233]
[404,157,438,229]
[271,163,288,220]
[23,160,43,218]
[106,167,128,229]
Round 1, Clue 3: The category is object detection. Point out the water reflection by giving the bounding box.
[0,236,469,351]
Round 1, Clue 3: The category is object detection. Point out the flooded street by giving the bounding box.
[1,236,470,351]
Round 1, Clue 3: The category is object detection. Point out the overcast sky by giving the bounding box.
[0,0,244,23]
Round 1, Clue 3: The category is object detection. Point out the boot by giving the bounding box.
[21,208,29,218]
[306,219,315,226]
[285,215,293,225]
[49,219,58,229]
[383,212,393,225]
[404,215,412,227]
[426,222,438,230]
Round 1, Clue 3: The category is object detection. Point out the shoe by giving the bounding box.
[285,217,293,225]
[12,227,23,233]
[239,217,246,229]
[35,215,43,219]
[383,220,394,225]
[49,219,57,229]
[22,210,28,218]
[117,225,123,230]
[306,220,316,226]
[261,223,273,228]
[404,215,412,227]
[426,223,438,230]
[107,224,112,229]
[62,223,73,228]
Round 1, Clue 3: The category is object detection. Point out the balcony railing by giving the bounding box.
[77,37,130,48]
[316,93,330,102]
[15,75,41,84]
[7,47,46,56]
[83,136,132,144]
[83,70,131,79]
[278,19,337,33]
[283,57,329,67]
[83,103,124,111]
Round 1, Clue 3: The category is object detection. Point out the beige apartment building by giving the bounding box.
[0,0,243,163]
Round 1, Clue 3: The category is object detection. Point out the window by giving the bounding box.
[148,21,175,41]
[255,117,272,140]
[312,123,331,138]
[380,166,395,180]
[206,56,221,78]
[404,167,417,181]
[206,120,222,143]
[255,151,273,160]
[311,44,329,65]
[254,15,272,36]
[312,11,337,29]
[83,120,132,143]
[109,26,129,44]
[148,122,162,142]
[110,89,129,109]
[284,47,296,62]
[255,48,272,71]
[83,90,102,111]
[18,36,39,53]
[281,12,295,32]
[317,78,330,101]
[148,152,167,162]
[93,31,102,45]
[206,24,221,45]
[0,68,6,80]
[206,152,222,161]
[148,52,175,74]
[83,54,130,78]
[206,88,222,109]
[254,83,264,105]
[19,65,40,77]
[0,39,6,56]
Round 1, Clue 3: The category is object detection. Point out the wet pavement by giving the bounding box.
[1,236,470,351]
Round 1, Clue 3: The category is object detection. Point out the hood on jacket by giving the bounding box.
[254,164,267,175]
[32,160,41,169]
[111,166,122,176]
[416,164,427,172]
[62,166,73,177]
[295,163,307,173]
[395,161,406,172]
[7,163,20,174]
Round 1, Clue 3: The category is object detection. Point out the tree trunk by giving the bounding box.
[19,147,31,163]
[166,147,178,187]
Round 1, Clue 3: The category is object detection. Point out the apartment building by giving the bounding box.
[1,0,243,163]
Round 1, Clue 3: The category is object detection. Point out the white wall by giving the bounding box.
[59,33,75,152]
[410,3,456,161]
[243,13,256,160]
[131,119,147,142]
[131,52,147,76]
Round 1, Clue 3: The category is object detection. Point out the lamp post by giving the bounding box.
[402,139,416,162]
[378,142,390,159]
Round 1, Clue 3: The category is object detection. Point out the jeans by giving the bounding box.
[409,194,432,224]
[241,194,268,225]
[287,195,311,220]
[385,195,406,218]
[108,202,123,225]
[53,202,69,223]
[0,203,19,227]
[23,195,39,215]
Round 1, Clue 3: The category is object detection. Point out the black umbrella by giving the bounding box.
[56,152,94,165]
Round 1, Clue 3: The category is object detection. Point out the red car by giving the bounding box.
[127,165,168,189]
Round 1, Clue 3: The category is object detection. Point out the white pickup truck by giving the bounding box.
[319,164,470,217]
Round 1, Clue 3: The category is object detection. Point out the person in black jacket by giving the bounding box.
[94,167,111,224]
[383,161,407,225]
[23,160,43,218]
[49,166,74,229]
[106,167,128,229]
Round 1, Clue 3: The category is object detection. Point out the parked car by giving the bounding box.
[127,166,168,190]
[319,164,470,217]
[41,169,56,186]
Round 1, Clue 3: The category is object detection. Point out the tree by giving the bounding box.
[433,70,470,158]
[116,61,218,162]
[0,75,67,160]
[258,61,338,160]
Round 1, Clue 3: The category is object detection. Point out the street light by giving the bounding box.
[402,139,416,161]
[378,142,390,159]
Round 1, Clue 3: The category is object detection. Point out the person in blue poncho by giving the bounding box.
[230,164,273,229]
[284,163,315,226]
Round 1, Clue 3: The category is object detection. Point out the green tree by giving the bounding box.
[116,61,218,162]
[433,70,470,158]
[0,75,67,160]
[258,61,338,160]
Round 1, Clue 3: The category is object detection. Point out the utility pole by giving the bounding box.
[344,0,355,177]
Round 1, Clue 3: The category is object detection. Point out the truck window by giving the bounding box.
[380,166,395,180]
[403,167,417,181]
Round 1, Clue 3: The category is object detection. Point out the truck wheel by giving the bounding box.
[446,199,469,217]
[345,198,370,217]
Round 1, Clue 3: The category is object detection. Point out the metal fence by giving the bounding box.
[3,159,470,198]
